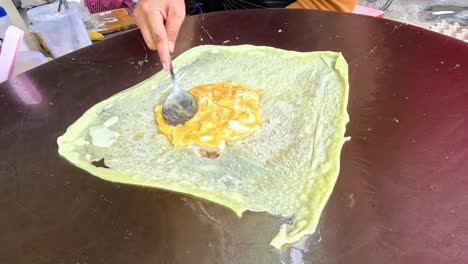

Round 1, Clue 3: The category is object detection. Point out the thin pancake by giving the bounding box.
[57,45,350,248]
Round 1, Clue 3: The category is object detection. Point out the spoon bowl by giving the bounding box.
[162,62,198,126]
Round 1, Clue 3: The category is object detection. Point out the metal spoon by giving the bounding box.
[162,60,198,126]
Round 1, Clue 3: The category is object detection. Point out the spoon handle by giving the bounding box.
[169,60,180,92]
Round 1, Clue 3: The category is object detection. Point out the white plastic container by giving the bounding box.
[0,6,13,43]
[13,50,48,76]
[27,2,91,58]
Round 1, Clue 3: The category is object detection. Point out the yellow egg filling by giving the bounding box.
[155,83,262,148]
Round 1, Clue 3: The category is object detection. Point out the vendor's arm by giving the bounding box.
[287,0,357,12]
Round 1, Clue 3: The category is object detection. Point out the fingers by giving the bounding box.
[133,3,156,50]
[166,1,185,53]
[133,0,185,71]
[146,10,171,70]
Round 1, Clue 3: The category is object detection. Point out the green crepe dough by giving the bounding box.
[57,45,350,248]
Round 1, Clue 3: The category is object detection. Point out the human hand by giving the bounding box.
[133,0,185,71]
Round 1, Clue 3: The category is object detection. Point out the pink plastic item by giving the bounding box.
[84,0,123,13]
[353,5,385,18]
[0,25,24,83]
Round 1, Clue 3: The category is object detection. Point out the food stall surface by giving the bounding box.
[1,9,467,264]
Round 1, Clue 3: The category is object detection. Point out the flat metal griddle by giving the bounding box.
[1,9,467,264]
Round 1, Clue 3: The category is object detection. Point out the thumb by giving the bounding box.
[165,5,185,53]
